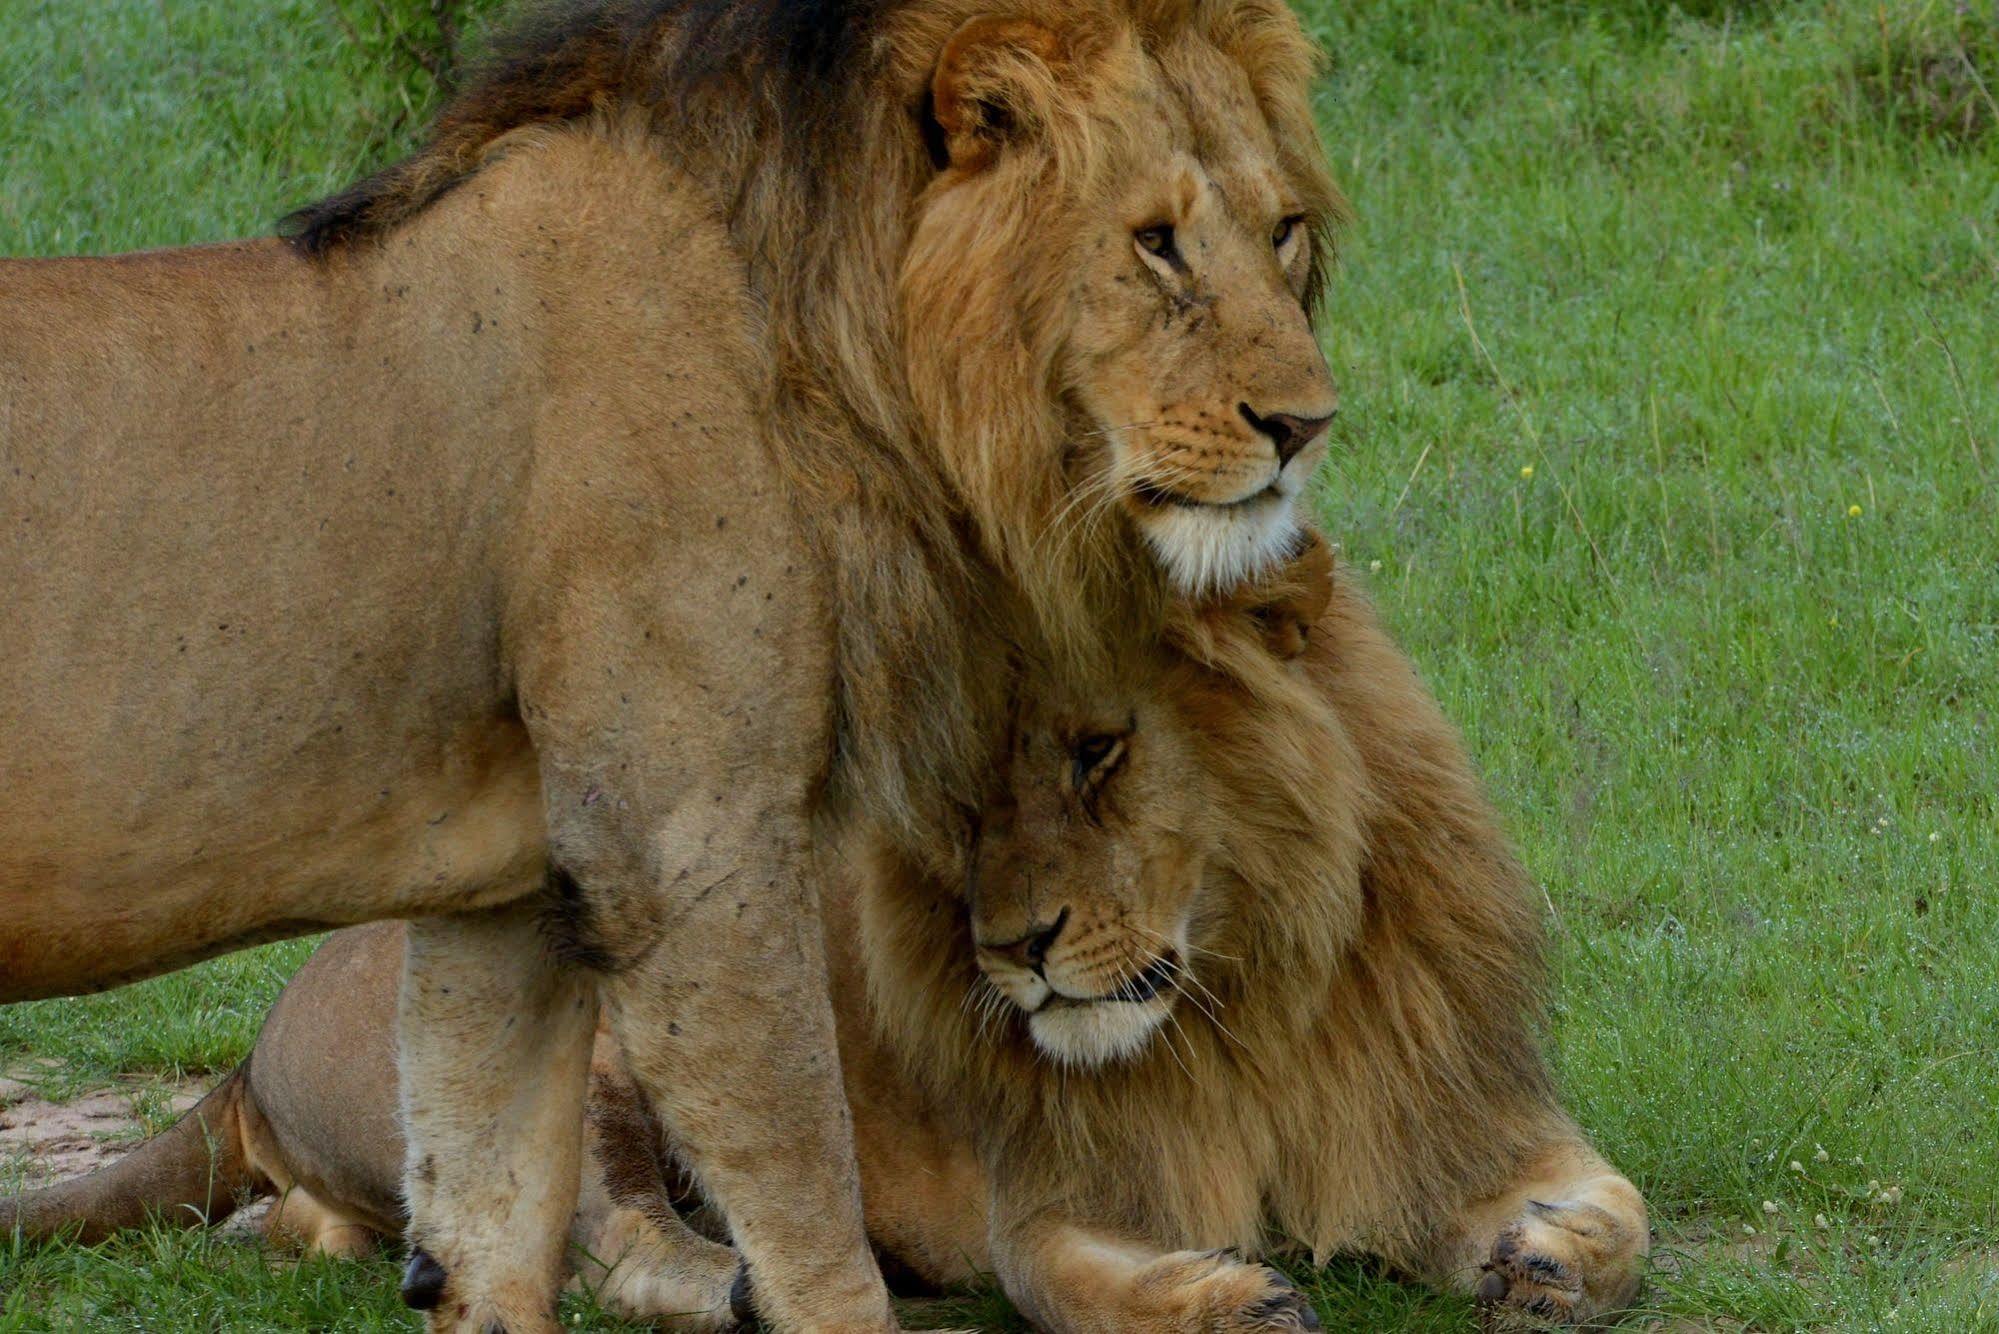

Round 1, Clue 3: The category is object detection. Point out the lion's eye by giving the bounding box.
[1069,732,1127,813]
[1074,733,1120,770]
[1272,215,1303,249]
[1133,224,1177,260]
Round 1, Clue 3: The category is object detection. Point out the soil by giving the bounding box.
[0,1071,205,1186]
[0,1069,272,1234]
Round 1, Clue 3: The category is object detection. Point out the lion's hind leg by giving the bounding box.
[264,1184,382,1259]
[1427,1139,1648,1325]
[572,1204,744,1331]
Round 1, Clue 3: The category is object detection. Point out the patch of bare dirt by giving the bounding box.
[0,1069,273,1235]
[0,1072,204,1187]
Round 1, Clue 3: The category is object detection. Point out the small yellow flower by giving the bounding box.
[1519,464,1534,479]
[1848,504,1863,518]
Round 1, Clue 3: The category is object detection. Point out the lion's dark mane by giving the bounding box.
[283,0,899,254]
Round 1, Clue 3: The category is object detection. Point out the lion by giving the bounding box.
[846,543,1650,1328]
[7,544,1647,1329]
[0,0,1344,1327]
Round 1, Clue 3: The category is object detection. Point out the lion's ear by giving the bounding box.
[1165,532,1335,668]
[928,17,1065,171]
[1227,531,1335,661]
[1248,533,1334,660]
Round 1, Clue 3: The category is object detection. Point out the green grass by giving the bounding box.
[4,0,1997,1328]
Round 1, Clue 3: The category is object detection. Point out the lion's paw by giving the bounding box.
[1476,1199,1642,1326]
[1133,1250,1322,1332]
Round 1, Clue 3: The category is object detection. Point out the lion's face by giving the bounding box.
[963,537,1337,1068]
[905,7,1343,595]
[968,671,1221,1067]
[1061,111,1338,595]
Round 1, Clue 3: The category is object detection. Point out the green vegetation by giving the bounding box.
[3,0,1994,1327]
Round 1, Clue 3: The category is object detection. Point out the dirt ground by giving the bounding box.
[0,1069,272,1234]
[0,1071,196,1184]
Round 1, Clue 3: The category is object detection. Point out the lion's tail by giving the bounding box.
[1,1064,269,1245]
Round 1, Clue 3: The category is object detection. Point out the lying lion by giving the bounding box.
[7,550,1646,1329]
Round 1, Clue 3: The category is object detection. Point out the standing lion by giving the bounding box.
[0,0,1344,1328]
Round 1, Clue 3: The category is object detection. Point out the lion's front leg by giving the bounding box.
[398,898,599,1334]
[588,795,894,1333]
[992,1214,1321,1334]
[1424,1138,1649,1326]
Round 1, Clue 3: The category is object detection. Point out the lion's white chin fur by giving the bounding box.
[1134,458,1316,595]
[1027,998,1173,1068]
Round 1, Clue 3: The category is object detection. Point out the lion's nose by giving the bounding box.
[1239,403,1334,467]
[1023,910,1067,969]
[983,907,1070,974]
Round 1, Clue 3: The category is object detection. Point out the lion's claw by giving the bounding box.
[1475,1222,1585,1323]
[1240,1272,1322,1330]
[1471,1192,1648,1327]
[1132,1249,1324,1332]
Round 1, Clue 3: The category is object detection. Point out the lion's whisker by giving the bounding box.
[1149,952,1247,1055]
[1124,924,1235,1018]
[965,975,1013,1048]
[1038,420,1259,567]
[1125,945,1229,1074]
[1173,966,1238,1030]
[1038,459,1131,559]
[1130,920,1244,968]
[1069,418,1168,444]
[1161,1007,1203,1087]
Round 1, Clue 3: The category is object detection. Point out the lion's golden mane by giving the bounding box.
[854,561,1570,1268]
